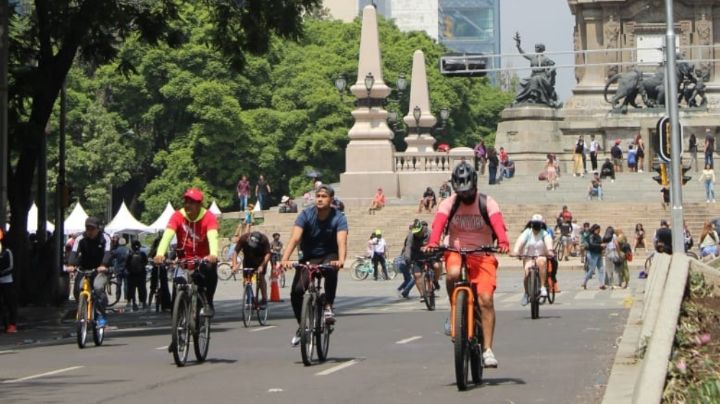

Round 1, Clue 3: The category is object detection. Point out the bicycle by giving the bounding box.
[293,263,336,366]
[103,271,121,308]
[147,263,173,313]
[440,245,497,391]
[554,235,570,261]
[218,261,234,281]
[414,254,442,311]
[74,268,106,349]
[515,254,555,320]
[239,267,268,327]
[170,258,212,367]
[349,256,397,281]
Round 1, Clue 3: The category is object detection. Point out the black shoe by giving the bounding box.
[132,304,139,312]
[168,341,175,353]
[433,281,441,291]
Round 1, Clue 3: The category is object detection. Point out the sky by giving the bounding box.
[500,0,575,101]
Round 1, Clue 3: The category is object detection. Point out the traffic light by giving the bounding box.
[653,163,668,186]
[682,165,692,185]
[440,53,487,77]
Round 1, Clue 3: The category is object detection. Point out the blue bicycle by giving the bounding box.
[240,268,268,327]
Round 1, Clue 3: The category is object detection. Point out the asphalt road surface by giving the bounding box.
[0,270,634,404]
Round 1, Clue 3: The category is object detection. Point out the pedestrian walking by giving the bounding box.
[255,174,271,210]
[583,224,606,289]
[236,175,250,211]
[125,240,148,311]
[689,133,698,172]
[704,129,715,168]
[0,229,18,333]
[699,163,716,203]
[573,135,585,176]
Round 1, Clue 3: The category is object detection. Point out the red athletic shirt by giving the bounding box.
[165,209,218,259]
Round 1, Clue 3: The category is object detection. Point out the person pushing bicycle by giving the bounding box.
[279,184,348,347]
[511,214,554,306]
[424,162,509,368]
[231,231,271,307]
[153,188,219,315]
[67,216,112,328]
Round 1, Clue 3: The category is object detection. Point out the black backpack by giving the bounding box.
[443,193,500,244]
[127,251,145,275]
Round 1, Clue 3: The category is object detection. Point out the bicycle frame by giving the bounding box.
[76,271,94,321]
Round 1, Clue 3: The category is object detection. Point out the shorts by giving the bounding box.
[444,252,498,295]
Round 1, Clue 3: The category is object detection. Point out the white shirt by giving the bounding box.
[513,228,553,257]
[371,237,387,255]
[589,140,599,153]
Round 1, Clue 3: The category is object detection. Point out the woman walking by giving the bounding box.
[583,224,606,290]
[545,153,559,190]
[699,163,716,203]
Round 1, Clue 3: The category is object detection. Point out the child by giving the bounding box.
[242,204,254,235]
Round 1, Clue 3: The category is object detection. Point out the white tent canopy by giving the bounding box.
[27,203,55,234]
[105,202,152,235]
[63,202,89,235]
[149,202,175,232]
[209,200,222,215]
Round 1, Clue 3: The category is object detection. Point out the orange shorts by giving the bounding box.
[444,252,498,295]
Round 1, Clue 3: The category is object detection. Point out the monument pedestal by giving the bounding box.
[494,106,564,174]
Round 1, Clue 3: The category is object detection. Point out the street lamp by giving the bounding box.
[334,74,347,99]
[413,105,421,136]
[364,72,374,110]
[440,107,450,122]
[387,110,406,137]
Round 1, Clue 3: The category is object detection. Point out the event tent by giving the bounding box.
[105,202,152,235]
[209,200,222,216]
[27,203,55,234]
[63,202,89,235]
[149,202,175,232]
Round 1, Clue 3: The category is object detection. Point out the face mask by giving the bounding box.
[531,223,542,231]
[458,190,476,204]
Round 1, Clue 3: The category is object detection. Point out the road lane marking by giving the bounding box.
[0,350,18,355]
[3,366,84,384]
[315,360,358,376]
[396,336,423,344]
[249,326,277,332]
[155,346,169,350]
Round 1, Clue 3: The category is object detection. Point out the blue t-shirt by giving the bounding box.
[295,206,348,259]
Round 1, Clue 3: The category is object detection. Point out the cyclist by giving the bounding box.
[402,220,441,299]
[279,184,348,346]
[424,162,510,368]
[67,216,112,328]
[270,233,283,268]
[512,214,554,306]
[557,218,573,261]
[153,187,219,315]
[231,231,271,306]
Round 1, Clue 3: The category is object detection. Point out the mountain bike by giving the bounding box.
[239,267,268,327]
[554,236,569,261]
[147,263,173,313]
[74,268,105,349]
[516,255,554,319]
[170,258,212,367]
[441,245,497,391]
[415,255,441,311]
[349,256,397,280]
[218,261,234,281]
[293,263,336,366]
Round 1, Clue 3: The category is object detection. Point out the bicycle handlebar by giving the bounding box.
[437,245,498,254]
[511,254,554,260]
[292,263,337,272]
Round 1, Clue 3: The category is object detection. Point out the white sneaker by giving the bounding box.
[520,294,529,306]
[291,330,301,347]
[639,169,644,173]
[707,200,711,203]
[540,287,548,297]
[323,307,336,325]
[444,318,451,336]
[483,349,498,368]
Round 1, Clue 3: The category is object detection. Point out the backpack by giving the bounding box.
[443,193,500,243]
[127,251,145,275]
[627,152,636,165]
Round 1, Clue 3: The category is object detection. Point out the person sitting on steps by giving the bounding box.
[417,187,436,213]
[588,172,603,200]
[600,158,615,182]
[368,187,385,214]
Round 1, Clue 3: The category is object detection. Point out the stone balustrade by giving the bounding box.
[394,149,474,172]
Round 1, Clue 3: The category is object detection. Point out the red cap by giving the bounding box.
[183,187,204,203]
[615,139,621,144]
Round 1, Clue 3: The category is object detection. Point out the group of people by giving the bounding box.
[473,141,515,185]
[236,174,272,211]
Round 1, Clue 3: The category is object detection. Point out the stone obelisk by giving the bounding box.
[339,5,398,202]
[403,50,437,152]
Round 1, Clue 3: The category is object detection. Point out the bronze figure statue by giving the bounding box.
[512,32,561,108]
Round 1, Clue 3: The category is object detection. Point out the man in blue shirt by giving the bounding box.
[280,184,348,346]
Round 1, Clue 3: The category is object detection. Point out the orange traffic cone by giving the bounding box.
[270,269,282,302]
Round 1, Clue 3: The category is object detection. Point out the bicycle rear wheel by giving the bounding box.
[385,261,398,280]
[106,280,120,308]
[424,273,435,311]
[194,297,211,362]
[454,290,470,391]
[76,296,89,349]
[315,295,331,362]
[241,284,253,327]
[171,290,191,367]
[350,259,366,281]
[300,293,316,366]
[257,285,268,326]
[92,305,105,346]
[218,262,233,281]
[470,311,484,385]
[555,242,565,262]
[546,277,556,304]
[280,271,286,288]
[529,270,540,319]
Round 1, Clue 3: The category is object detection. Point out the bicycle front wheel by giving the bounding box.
[546,277,556,304]
[315,296,331,362]
[76,296,89,349]
[106,281,120,308]
[470,313,484,385]
[555,242,565,262]
[257,286,268,326]
[385,261,398,280]
[218,262,233,281]
[424,273,435,311]
[300,293,316,366]
[194,297,211,362]
[280,271,286,288]
[241,284,253,327]
[454,290,470,391]
[529,270,540,319]
[92,305,105,347]
[350,259,366,281]
[171,290,191,367]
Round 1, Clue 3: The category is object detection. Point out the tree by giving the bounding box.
[8,0,322,304]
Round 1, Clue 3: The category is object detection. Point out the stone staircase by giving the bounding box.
[224,169,720,267]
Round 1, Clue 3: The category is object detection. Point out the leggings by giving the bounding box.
[0,282,18,326]
[290,254,338,323]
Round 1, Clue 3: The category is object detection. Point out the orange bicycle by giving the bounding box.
[441,245,497,391]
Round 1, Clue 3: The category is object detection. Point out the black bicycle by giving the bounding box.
[170,259,212,367]
[516,255,554,319]
[239,267,268,327]
[147,263,173,313]
[415,255,441,311]
[293,263,336,366]
[439,246,497,391]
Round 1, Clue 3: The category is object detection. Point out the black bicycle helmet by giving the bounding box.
[451,162,477,192]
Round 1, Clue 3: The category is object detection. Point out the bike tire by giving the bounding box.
[547,277,556,304]
[555,242,565,262]
[386,262,398,280]
[218,262,233,281]
[300,293,316,366]
[315,295,330,362]
[106,280,120,308]
[454,290,470,391]
[257,287,269,326]
[350,259,366,281]
[193,297,211,362]
[644,255,653,272]
[470,314,484,385]
[529,270,540,319]
[171,290,191,367]
[280,271,286,288]
[76,296,89,349]
[241,284,253,328]
[424,274,435,311]
[92,308,105,347]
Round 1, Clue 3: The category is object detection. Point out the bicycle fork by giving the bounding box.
[450,286,476,340]
[77,280,94,322]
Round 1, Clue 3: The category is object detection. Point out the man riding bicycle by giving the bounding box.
[67,216,112,327]
[424,162,510,368]
[557,218,573,261]
[231,231,271,306]
[153,188,219,315]
[512,214,554,306]
[402,220,441,299]
[279,184,348,346]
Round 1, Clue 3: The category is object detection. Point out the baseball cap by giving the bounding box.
[615,139,621,145]
[316,184,335,197]
[411,220,427,234]
[85,216,101,228]
[183,187,204,203]
[374,229,382,236]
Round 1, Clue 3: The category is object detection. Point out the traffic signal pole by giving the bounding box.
[664,0,684,255]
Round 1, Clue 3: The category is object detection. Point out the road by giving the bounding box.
[0,270,634,404]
